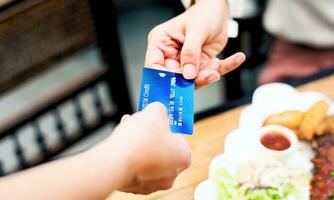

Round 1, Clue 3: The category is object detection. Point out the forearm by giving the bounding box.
[0,144,130,200]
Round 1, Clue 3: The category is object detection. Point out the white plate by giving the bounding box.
[194,83,333,200]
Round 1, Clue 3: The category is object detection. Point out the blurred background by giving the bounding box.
[0,0,333,176]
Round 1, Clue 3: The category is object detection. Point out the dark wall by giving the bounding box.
[113,0,159,11]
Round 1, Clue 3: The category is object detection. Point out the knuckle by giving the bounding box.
[147,31,154,41]
[177,139,191,169]
[139,188,154,195]
[159,181,174,190]
[181,151,191,169]
[148,25,162,41]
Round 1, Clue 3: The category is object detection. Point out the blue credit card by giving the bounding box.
[138,67,195,135]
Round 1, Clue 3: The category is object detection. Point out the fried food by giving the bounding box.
[263,111,304,129]
[291,128,305,140]
[317,115,334,136]
[299,100,329,140]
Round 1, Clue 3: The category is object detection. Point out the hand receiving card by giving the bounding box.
[138,67,195,135]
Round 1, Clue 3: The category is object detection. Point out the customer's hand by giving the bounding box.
[145,0,245,88]
[0,102,190,200]
[98,102,191,194]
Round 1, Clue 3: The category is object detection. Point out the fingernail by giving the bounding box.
[183,64,196,79]
[236,53,246,63]
[207,74,220,84]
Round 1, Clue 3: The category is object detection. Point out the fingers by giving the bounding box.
[194,58,221,89]
[120,186,155,195]
[180,26,207,80]
[208,58,221,71]
[145,102,168,121]
[141,102,171,132]
[151,177,176,190]
[165,58,181,73]
[218,52,246,75]
[195,70,221,89]
[145,44,165,69]
[194,53,246,88]
[145,27,182,70]
[120,177,176,195]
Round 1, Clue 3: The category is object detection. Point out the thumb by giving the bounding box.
[145,102,168,117]
[144,102,170,128]
[181,26,207,80]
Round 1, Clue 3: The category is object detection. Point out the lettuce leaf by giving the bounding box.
[214,168,240,200]
[213,167,304,200]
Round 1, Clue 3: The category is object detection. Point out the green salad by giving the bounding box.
[213,159,311,200]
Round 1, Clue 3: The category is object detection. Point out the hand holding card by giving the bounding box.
[138,67,195,135]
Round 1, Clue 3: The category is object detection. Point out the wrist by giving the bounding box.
[193,0,229,16]
[83,138,134,189]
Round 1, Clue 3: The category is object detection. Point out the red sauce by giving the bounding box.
[261,132,291,151]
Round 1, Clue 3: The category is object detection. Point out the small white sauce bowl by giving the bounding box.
[256,125,298,160]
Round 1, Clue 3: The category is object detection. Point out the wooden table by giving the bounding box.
[109,75,334,200]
